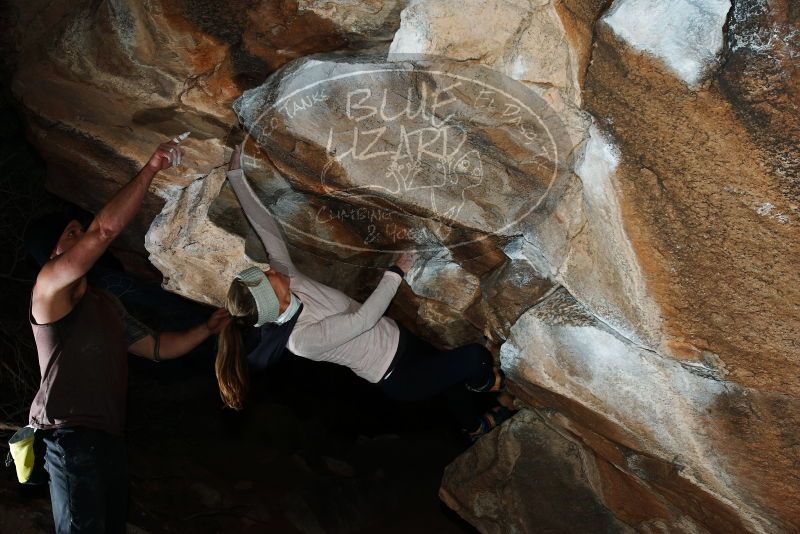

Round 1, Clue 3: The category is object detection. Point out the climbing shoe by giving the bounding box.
[466,404,517,443]
[466,367,506,393]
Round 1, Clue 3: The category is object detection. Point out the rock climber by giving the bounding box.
[215,139,515,442]
[27,134,230,533]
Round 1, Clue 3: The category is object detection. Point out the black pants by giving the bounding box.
[40,427,128,534]
[379,327,495,432]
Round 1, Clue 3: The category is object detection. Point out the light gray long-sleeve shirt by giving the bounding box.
[226,168,402,383]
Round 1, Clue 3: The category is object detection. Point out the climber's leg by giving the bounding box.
[378,330,497,432]
[379,332,494,402]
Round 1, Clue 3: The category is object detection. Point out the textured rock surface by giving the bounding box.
[502,289,799,533]
[443,408,750,534]
[390,0,591,107]
[386,0,663,349]
[144,167,262,306]
[602,0,731,88]
[441,409,636,534]
[3,0,800,532]
[583,0,800,394]
[207,53,571,344]
[3,0,403,258]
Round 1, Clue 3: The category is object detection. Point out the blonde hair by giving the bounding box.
[215,278,259,410]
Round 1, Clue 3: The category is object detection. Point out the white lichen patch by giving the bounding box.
[574,124,620,196]
[557,123,664,350]
[756,202,775,216]
[755,202,790,224]
[602,0,731,88]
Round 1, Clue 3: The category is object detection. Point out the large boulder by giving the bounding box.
[149,53,567,345]
[500,288,799,533]
[389,0,606,110]
[388,0,800,531]
[3,0,799,532]
[441,409,637,534]
[440,408,749,533]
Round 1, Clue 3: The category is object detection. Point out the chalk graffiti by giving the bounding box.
[245,59,568,253]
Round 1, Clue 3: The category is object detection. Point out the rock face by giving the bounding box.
[441,409,636,534]
[2,0,401,258]
[4,0,799,532]
[501,289,799,533]
[602,0,731,88]
[389,0,591,108]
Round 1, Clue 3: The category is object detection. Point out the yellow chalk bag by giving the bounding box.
[7,425,36,483]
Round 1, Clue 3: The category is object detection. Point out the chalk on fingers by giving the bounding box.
[172,131,191,143]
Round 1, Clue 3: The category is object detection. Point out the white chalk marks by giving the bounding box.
[240,56,570,253]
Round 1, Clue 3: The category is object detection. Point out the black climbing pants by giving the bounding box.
[378,325,495,432]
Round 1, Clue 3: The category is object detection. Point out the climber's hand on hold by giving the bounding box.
[147,132,189,172]
[228,142,244,172]
[394,251,418,275]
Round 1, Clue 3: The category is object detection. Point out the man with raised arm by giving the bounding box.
[29,136,230,534]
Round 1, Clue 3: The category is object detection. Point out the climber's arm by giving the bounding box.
[225,144,297,275]
[290,270,403,357]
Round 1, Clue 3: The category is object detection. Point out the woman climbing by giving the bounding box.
[215,140,515,442]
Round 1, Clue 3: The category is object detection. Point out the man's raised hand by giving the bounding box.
[147,133,190,172]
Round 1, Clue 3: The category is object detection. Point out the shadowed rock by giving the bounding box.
[3,0,799,531]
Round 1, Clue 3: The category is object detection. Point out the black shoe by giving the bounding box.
[465,404,517,443]
[466,367,506,393]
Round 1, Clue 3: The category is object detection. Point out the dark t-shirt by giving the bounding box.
[28,286,152,436]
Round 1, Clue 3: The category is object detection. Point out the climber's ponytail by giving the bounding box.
[215,278,259,410]
[215,319,249,410]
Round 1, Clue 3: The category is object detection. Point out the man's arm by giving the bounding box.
[129,308,230,361]
[33,140,185,323]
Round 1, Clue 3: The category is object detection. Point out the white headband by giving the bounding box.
[236,266,279,327]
